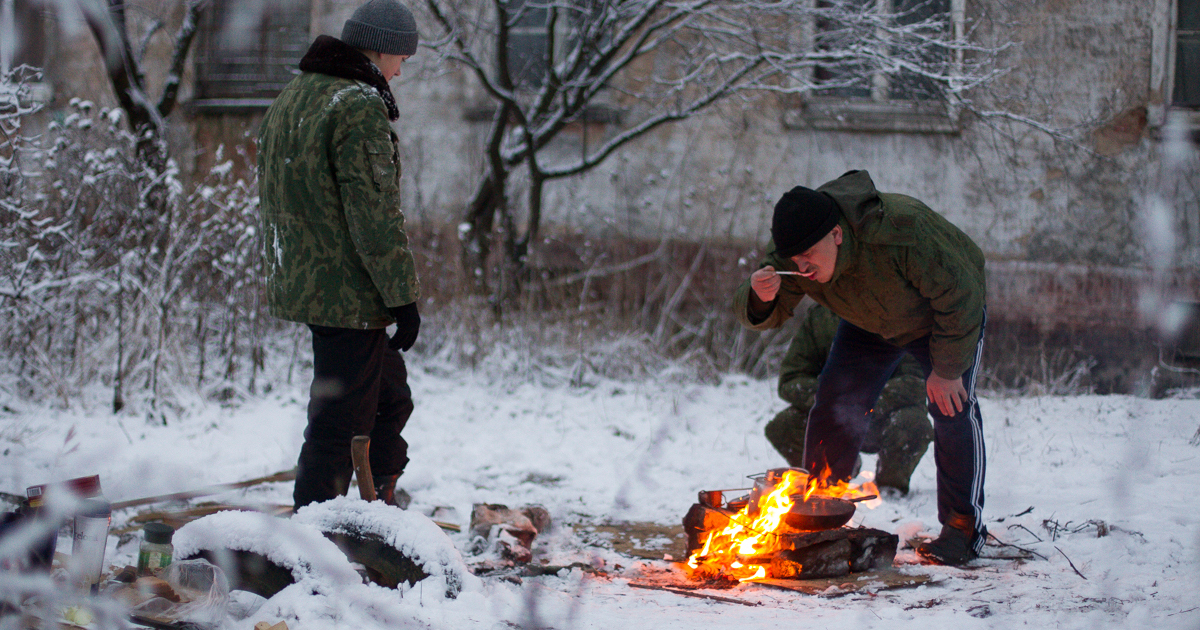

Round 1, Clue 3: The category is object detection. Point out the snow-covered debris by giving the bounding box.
[293,496,480,599]
[173,510,360,589]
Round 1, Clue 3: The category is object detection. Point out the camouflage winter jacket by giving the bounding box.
[257,36,419,329]
[778,303,926,413]
[734,170,986,380]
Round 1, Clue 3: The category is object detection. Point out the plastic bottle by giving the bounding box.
[71,496,111,594]
[136,522,175,575]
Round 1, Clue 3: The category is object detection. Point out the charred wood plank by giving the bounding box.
[770,539,852,579]
[750,570,936,597]
[767,527,898,579]
[628,582,761,607]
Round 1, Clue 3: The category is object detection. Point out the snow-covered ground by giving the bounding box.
[3,355,1199,629]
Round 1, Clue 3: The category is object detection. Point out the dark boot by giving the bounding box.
[373,474,411,509]
[917,511,980,566]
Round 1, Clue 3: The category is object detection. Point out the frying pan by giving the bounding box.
[783,494,876,531]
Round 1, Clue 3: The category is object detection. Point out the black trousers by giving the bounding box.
[293,325,414,509]
[803,310,988,552]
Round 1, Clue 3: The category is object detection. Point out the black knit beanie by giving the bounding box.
[342,0,419,56]
[771,186,841,258]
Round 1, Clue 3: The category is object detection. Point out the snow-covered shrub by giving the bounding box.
[0,72,269,415]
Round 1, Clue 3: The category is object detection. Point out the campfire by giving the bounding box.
[684,467,895,583]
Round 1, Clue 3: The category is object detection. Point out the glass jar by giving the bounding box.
[136,522,175,575]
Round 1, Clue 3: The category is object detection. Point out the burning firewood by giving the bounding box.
[684,468,891,582]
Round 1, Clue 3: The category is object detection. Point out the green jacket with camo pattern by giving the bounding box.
[735,170,986,380]
[257,37,419,329]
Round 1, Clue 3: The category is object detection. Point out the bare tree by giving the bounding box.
[418,0,1007,301]
[76,0,206,187]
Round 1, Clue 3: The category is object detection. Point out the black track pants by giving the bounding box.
[803,311,988,551]
[293,325,414,509]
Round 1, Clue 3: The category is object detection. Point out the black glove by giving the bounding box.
[387,302,421,352]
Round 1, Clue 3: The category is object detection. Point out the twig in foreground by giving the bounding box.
[991,532,1048,561]
[1008,523,1044,543]
[1055,546,1087,580]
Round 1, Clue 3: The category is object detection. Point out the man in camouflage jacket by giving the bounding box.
[258,0,421,509]
[733,170,987,565]
[765,303,933,495]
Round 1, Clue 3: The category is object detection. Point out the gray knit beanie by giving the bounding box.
[341,0,419,56]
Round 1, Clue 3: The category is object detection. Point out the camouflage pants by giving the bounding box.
[765,402,933,494]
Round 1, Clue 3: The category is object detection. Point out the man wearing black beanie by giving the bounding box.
[258,0,422,510]
[733,170,988,566]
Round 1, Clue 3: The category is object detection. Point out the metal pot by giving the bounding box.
[747,467,810,515]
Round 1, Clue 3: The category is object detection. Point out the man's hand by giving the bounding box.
[750,266,782,303]
[387,302,421,352]
[926,372,967,416]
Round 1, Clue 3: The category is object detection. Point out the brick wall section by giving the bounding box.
[987,260,1200,348]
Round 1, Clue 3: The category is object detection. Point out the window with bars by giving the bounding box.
[193,0,310,111]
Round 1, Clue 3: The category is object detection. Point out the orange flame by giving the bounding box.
[686,468,879,582]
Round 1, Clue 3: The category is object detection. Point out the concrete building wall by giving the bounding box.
[384,0,1195,263]
[23,0,1200,339]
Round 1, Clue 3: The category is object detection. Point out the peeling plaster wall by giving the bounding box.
[388,0,1196,269]
[28,0,1200,335]
[380,0,1200,341]
[36,0,1191,269]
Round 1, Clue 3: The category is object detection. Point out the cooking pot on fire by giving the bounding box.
[698,467,877,532]
[782,494,876,530]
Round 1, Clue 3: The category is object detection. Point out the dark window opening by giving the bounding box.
[2,0,49,74]
[814,0,874,99]
[505,0,549,89]
[890,0,950,100]
[194,0,310,109]
[814,0,951,102]
[1176,0,1200,107]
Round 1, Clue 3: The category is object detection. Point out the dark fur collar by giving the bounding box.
[299,35,399,121]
